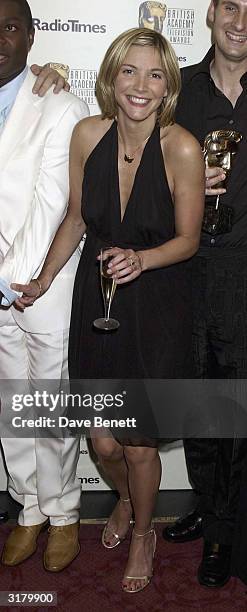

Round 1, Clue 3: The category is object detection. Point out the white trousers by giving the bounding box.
[0,310,81,526]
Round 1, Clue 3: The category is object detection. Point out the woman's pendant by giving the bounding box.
[124,154,134,164]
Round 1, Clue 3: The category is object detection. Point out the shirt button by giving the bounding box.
[229,119,234,124]
[210,238,216,245]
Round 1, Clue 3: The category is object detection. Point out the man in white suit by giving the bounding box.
[0,0,88,571]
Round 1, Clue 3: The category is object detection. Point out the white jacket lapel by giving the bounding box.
[0,69,42,169]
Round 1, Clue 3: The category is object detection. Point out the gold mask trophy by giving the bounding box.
[138,2,167,33]
[202,130,242,235]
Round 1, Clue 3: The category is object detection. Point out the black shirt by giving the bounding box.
[176,46,247,250]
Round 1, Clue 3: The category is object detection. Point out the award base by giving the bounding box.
[202,202,234,236]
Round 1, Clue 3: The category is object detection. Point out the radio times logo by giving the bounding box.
[138,2,195,46]
[70,69,97,107]
[33,18,106,34]
[79,476,100,485]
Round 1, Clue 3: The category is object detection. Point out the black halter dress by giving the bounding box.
[68,121,193,445]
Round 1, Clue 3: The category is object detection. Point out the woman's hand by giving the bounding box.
[31,63,70,96]
[205,166,226,196]
[99,247,143,284]
[11,279,45,311]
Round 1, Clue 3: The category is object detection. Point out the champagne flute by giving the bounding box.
[93,248,120,331]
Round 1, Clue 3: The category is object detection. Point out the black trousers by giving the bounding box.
[184,252,247,545]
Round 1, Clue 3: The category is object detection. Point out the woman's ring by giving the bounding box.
[127,256,134,267]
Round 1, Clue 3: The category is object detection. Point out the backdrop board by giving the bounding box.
[28,0,212,116]
[0,1,212,492]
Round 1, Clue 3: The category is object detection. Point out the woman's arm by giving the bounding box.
[140,126,205,270]
[107,126,205,284]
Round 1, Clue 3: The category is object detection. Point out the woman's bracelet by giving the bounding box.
[136,252,143,272]
[32,278,43,298]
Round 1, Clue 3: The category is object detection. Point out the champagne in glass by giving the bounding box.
[93,248,120,331]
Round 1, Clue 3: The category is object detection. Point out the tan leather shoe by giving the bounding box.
[43,522,80,572]
[2,521,48,566]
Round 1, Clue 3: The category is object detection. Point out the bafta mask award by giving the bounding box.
[138,2,167,33]
[202,130,242,235]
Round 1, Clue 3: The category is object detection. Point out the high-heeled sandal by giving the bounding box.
[101,497,132,549]
[122,525,156,593]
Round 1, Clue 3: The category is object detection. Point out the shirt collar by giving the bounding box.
[0,66,28,112]
[188,45,247,92]
[194,45,215,77]
[240,71,247,91]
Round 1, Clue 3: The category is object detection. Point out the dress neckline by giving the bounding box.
[113,120,159,224]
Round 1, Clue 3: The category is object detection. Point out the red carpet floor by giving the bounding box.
[0,523,246,612]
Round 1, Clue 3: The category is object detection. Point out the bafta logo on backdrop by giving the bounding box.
[139,1,167,33]
[138,4,195,48]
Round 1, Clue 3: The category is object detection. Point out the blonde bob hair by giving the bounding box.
[96,27,181,128]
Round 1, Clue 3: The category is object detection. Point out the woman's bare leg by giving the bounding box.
[122,445,161,592]
[91,431,132,546]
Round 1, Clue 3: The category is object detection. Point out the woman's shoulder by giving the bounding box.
[161,123,202,160]
[75,115,113,142]
[71,115,114,162]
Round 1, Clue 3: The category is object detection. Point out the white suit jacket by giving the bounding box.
[0,69,88,333]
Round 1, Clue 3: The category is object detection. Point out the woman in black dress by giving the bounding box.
[14,28,204,592]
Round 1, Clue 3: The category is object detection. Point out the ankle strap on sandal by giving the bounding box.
[133,526,154,537]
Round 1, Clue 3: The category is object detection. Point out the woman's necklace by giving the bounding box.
[117,128,151,164]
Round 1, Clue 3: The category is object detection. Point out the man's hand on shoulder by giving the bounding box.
[31,63,70,97]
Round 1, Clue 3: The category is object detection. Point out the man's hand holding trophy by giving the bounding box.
[202,130,242,236]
